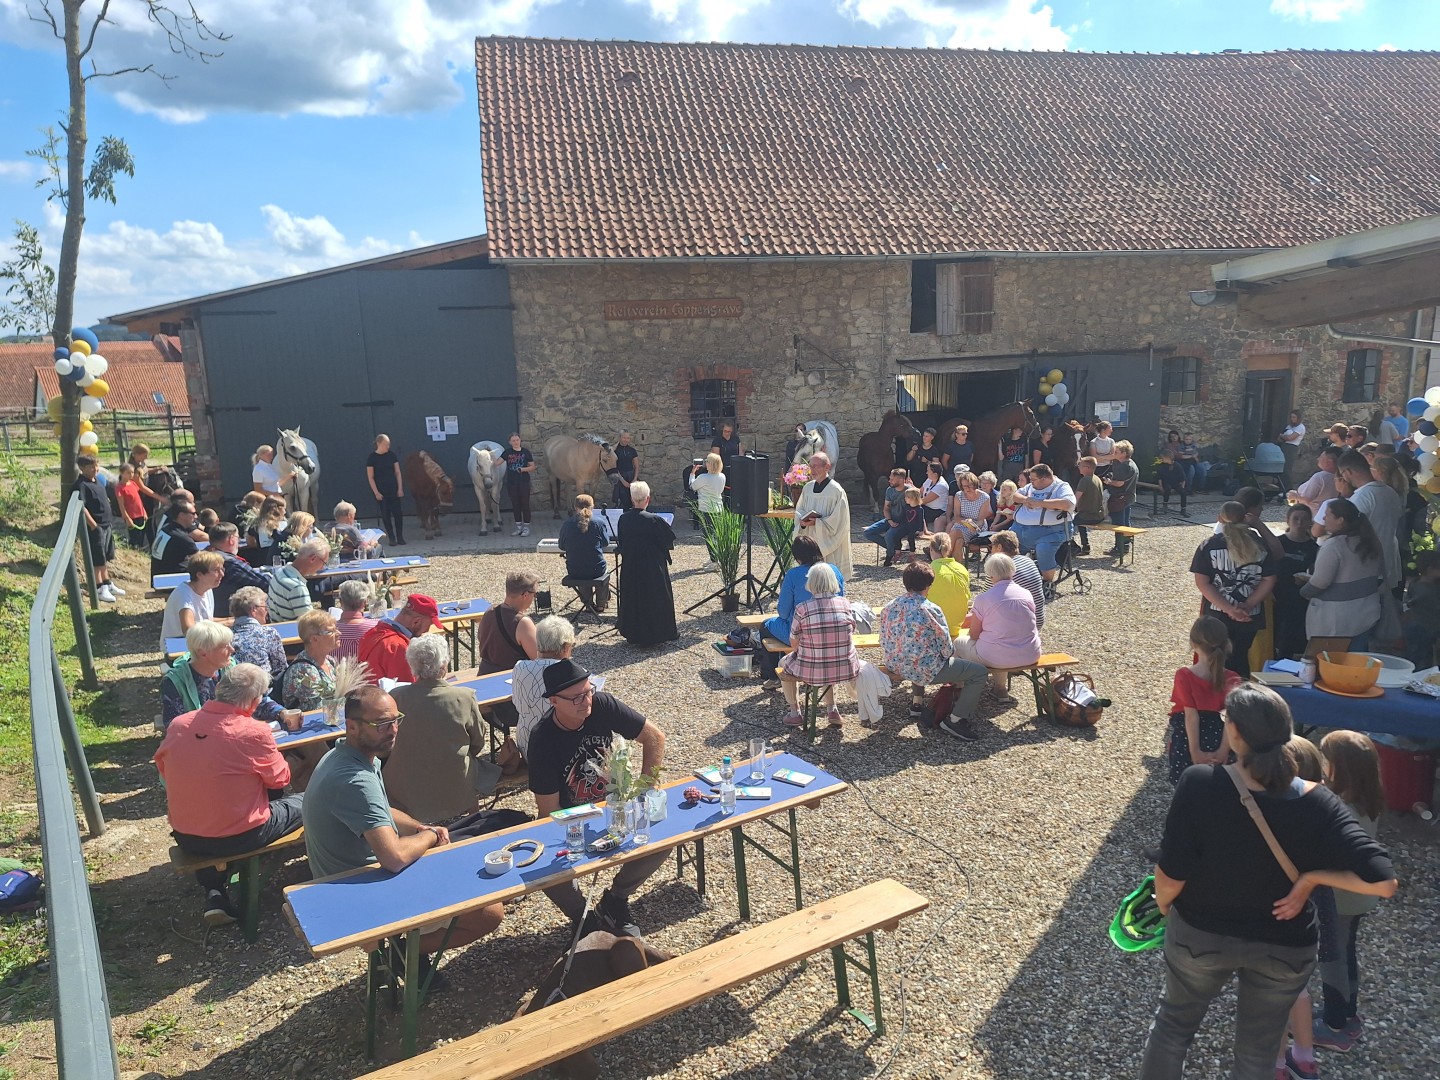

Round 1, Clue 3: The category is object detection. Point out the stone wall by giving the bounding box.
[506,255,1420,506]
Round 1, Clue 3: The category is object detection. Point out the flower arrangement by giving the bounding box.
[783,461,812,487]
[322,656,371,725]
[595,734,662,805]
[364,570,394,615]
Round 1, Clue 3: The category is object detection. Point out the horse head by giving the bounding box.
[148,465,180,497]
[277,428,316,475]
[582,434,618,472]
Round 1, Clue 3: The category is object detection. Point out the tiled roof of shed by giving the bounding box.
[474,40,1440,260]
[35,357,190,416]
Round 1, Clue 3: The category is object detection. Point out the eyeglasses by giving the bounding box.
[554,685,594,704]
[358,713,404,731]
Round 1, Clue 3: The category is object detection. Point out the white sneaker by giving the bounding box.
[512,525,523,536]
[98,585,117,603]
[520,524,530,536]
[106,583,126,595]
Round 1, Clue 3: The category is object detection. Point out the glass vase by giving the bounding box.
[605,799,631,845]
[322,697,342,728]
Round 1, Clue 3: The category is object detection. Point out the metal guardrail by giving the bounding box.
[28,492,118,1078]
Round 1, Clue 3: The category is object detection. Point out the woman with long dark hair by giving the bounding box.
[1301,497,1383,645]
[1190,501,1277,678]
[1140,684,1395,1080]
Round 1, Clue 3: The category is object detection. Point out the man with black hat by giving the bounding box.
[528,659,667,938]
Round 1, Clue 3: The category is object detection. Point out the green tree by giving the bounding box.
[28,0,225,485]
[0,221,56,339]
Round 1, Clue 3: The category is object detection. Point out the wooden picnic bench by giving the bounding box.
[360,878,929,1080]
[168,826,306,942]
[1089,523,1146,564]
[991,652,1080,719]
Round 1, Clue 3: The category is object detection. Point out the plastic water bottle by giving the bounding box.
[566,821,585,863]
[719,756,737,816]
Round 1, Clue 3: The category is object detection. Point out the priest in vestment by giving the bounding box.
[616,481,679,645]
[792,452,852,580]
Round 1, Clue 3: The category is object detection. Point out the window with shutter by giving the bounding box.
[922,258,994,336]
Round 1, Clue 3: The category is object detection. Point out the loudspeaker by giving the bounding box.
[729,453,770,516]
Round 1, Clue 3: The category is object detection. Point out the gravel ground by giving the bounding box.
[19,497,1440,1079]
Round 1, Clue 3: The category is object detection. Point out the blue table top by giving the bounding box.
[284,751,845,955]
[271,670,514,751]
[153,554,427,592]
[1272,682,1440,740]
[164,597,490,658]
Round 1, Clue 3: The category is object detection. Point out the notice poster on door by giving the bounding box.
[1094,400,1129,428]
[425,416,442,436]
[443,416,459,435]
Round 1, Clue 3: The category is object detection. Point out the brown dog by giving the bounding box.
[517,931,673,1079]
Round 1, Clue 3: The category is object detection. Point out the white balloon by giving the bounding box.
[78,431,99,448]
[1427,387,1440,407]
[1053,382,1067,396]
[1419,434,1440,453]
[75,370,96,388]
[86,354,107,377]
[1045,393,1058,406]
[1056,390,1070,405]
[1421,451,1437,472]
[54,358,72,376]
[80,396,103,416]
[1427,406,1440,423]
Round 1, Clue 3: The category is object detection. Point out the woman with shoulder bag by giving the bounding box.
[1139,684,1396,1080]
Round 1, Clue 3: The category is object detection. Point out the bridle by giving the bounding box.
[280,434,316,476]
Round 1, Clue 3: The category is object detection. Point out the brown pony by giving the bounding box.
[857,410,919,510]
[1051,419,1087,479]
[933,402,1039,474]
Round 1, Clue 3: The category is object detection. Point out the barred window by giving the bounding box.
[689,379,736,439]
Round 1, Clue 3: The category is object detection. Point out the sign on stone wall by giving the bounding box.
[604,298,743,321]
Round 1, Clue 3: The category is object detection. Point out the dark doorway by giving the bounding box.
[1243,371,1293,449]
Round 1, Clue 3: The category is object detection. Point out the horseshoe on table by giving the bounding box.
[502,839,544,867]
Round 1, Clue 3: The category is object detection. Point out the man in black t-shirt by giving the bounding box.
[941,425,974,474]
[73,455,121,602]
[528,660,667,938]
[151,502,201,582]
[709,420,742,470]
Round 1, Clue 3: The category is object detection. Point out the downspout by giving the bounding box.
[1325,324,1440,350]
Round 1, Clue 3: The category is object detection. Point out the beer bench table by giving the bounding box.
[361,878,929,1080]
[152,554,428,594]
[165,596,490,669]
[283,752,847,1059]
[1089,524,1147,564]
[168,826,307,943]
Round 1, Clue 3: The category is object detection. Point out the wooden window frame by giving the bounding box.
[1342,349,1379,403]
[911,258,994,335]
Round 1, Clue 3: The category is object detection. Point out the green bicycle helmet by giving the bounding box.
[1109,875,1166,953]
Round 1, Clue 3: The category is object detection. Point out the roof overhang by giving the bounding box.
[1206,216,1440,329]
[108,235,489,335]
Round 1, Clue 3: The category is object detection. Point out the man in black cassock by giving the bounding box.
[616,481,679,645]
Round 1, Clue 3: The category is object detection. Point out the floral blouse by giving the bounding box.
[880,591,952,685]
[280,654,336,711]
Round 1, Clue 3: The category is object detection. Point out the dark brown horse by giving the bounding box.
[857,410,919,510]
[1050,419,1087,479]
[932,401,1039,475]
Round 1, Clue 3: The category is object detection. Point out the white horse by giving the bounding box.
[468,440,506,535]
[276,427,320,516]
[791,428,825,465]
[800,419,839,466]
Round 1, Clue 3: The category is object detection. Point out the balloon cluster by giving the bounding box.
[1036,368,1070,415]
[48,327,109,447]
[1405,393,1440,507]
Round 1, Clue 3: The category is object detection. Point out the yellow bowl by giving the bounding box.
[1317,651,1381,695]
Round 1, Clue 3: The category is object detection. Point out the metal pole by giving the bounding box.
[63,559,99,689]
[167,404,176,464]
[2,421,9,453]
[75,524,99,611]
[50,653,105,837]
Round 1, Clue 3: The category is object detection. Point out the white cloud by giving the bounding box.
[632,0,768,39]
[1269,0,1365,22]
[0,0,558,121]
[840,0,1070,49]
[0,159,39,182]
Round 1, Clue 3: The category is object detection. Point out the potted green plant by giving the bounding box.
[702,508,746,611]
[761,487,795,580]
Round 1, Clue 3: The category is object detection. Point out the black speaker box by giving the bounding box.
[729,453,770,516]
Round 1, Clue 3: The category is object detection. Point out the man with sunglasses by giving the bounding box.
[151,500,201,581]
[304,685,503,983]
[528,659,667,938]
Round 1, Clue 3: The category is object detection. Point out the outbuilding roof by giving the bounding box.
[474,40,1440,260]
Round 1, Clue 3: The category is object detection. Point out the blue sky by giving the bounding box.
[0,0,1434,331]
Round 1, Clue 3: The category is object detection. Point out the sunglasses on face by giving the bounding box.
[357,713,404,731]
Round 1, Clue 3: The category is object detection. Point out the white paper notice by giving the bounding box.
[443,416,459,435]
[431,432,447,441]
[425,416,442,435]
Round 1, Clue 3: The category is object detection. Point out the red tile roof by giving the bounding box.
[0,340,186,414]
[474,40,1440,259]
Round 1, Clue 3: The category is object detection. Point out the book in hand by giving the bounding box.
[771,768,815,787]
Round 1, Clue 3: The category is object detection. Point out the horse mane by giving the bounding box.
[581,433,611,450]
[419,452,446,483]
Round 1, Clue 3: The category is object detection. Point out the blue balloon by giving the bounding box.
[71,326,100,350]
[1407,397,1429,418]
[67,364,87,382]
[1420,420,1437,437]
[53,347,69,361]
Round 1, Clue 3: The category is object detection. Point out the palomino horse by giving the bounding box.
[468,440,506,535]
[856,410,919,511]
[276,427,320,516]
[544,434,619,517]
[933,402,1039,475]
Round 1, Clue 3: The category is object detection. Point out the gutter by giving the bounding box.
[1325,324,1440,350]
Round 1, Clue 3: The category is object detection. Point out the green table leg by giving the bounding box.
[365,947,381,1060]
[732,826,750,922]
[400,930,422,1059]
[831,932,884,1036]
[786,806,803,911]
[236,855,261,944]
[675,837,707,895]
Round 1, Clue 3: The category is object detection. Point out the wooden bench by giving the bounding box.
[168,826,306,942]
[361,879,929,1080]
[989,652,1080,719]
[1089,524,1146,564]
[1135,481,1189,518]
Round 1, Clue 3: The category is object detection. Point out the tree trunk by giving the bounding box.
[52,0,88,490]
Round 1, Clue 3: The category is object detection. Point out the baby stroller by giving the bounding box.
[1246,442,1288,503]
[1043,523,1091,602]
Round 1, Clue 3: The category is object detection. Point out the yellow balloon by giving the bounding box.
[46,395,63,420]
[1038,382,1053,395]
[69,338,91,357]
[79,418,93,434]
[1036,403,1050,413]
[1048,368,1065,383]
[1431,516,1440,535]
[1426,476,1440,494]
[85,377,109,398]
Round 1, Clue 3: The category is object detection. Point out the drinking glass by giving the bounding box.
[630,798,649,845]
[748,737,767,783]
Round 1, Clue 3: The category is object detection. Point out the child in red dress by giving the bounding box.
[1166,616,1242,783]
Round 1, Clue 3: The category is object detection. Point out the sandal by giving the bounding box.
[827,709,843,728]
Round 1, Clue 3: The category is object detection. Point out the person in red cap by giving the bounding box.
[357,593,444,683]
